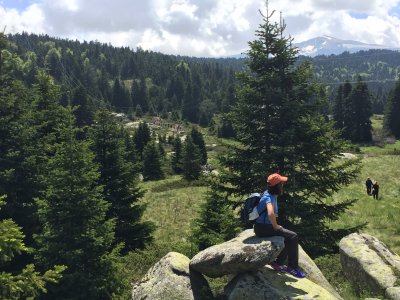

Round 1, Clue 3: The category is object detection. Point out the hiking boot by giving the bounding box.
[284,266,306,278]
[270,261,285,272]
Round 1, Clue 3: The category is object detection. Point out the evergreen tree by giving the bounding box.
[70,86,93,129]
[384,79,400,138]
[190,183,239,251]
[89,109,154,253]
[341,81,353,140]
[332,84,344,130]
[35,111,124,299]
[181,136,202,181]
[347,76,373,143]
[133,121,151,158]
[190,127,207,165]
[171,136,183,174]
[142,142,164,181]
[215,7,361,256]
[0,196,65,300]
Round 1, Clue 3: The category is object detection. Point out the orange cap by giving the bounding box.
[267,173,288,186]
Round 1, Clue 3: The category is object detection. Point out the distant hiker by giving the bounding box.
[365,177,373,195]
[372,182,379,199]
[253,173,305,278]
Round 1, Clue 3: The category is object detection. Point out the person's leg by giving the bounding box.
[275,227,298,268]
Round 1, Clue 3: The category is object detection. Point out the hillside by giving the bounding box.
[7,33,400,118]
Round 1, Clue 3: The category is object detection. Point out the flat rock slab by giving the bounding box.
[224,265,339,300]
[189,229,284,278]
[132,252,212,300]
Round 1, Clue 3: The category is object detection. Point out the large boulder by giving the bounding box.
[189,229,284,278]
[339,233,400,299]
[131,252,212,300]
[298,246,343,299]
[224,265,340,300]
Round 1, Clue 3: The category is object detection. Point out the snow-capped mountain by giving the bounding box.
[295,36,399,57]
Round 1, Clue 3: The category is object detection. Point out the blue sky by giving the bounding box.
[1,0,400,57]
[0,0,32,10]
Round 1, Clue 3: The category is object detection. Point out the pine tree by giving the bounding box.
[133,122,151,158]
[215,7,361,256]
[190,184,239,251]
[181,136,202,181]
[190,127,207,165]
[89,109,154,253]
[341,81,353,140]
[70,86,93,129]
[142,142,164,181]
[332,84,344,130]
[347,76,372,143]
[0,196,65,300]
[383,79,400,138]
[35,111,124,299]
[171,136,183,173]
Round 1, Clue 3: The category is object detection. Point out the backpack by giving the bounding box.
[240,193,263,228]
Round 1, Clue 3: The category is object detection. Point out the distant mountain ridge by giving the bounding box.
[295,36,400,57]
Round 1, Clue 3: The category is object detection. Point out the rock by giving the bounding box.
[298,246,343,300]
[386,287,400,300]
[132,252,212,300]
[340,233,400,297]
[224,265,339,300]
[189,229,284,278]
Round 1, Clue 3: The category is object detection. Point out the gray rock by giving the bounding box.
[298,246,343,300]
[224,265,339,300]
[189,229,284,278]
[386,287,400,300]
[340,233,400,297]
[132,252,212,300]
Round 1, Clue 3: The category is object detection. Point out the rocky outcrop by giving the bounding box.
[340,233,400,299]
[131,252,212,300]
[225,265,337,300]
[298,246,343,300]
[132,230,343,299]
[189,229,284,278]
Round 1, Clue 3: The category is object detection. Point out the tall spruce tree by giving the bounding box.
[89,109,154,253]
[181,136,202,181]
[133,122,151,158]
[190,183,239,251]
[383,79,400,138]
[142,142,164,181]
[190,127,207,165]
[341,80,354,140]
[216,6,361,256]
[333,85,344,130]
[35,111,124,299]
[347,76,372,143]
[171,136,183,174]
[0,196,65,300]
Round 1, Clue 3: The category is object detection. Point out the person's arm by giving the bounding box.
[266,202,282,231]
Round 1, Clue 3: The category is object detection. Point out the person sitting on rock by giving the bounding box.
[253,172,305,278]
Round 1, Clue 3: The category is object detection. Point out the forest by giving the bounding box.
[1,17,400,299]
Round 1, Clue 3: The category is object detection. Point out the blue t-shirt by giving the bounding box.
[255,191,278,224]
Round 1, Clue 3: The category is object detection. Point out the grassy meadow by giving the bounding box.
[126,115,400,299]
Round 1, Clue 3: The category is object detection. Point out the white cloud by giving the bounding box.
[1,0,400,57]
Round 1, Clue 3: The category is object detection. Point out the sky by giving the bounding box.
[1,0,400,57]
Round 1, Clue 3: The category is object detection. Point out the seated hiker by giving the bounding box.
[253,173,305,278]
[372,181,379,199]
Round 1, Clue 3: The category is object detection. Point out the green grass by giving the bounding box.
[329,154,400,254]
[139,175,209,245]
